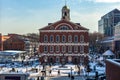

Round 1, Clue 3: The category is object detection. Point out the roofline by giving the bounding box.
[39,19,89,30]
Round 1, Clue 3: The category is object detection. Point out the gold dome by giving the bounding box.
[62,5,69,10]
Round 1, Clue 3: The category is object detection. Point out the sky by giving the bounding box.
[0,0,120,35]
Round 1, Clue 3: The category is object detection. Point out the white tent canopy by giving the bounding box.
[103,50,114,56]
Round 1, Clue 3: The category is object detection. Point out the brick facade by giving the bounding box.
[3,34,25,50]
[0,33,2,51]
[39,5,89,65]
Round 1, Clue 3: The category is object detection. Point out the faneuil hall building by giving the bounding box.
[39,5,89,65]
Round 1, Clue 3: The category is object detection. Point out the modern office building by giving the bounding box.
[98,9,120,37]
[114,22,120,58]
[39,5,89,65]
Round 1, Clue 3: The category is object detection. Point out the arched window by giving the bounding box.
[74,46,78,52]
[62,35,66,42]
[80,46,84,53]
[44,46,48,53]
[59,25,69,30]
[50,35,54,42]
[62,46,66,52]
[56,46,60,52]
[68,46,72,53]
[74,35,78,43]
[50,46,54,52]
[68,35,72,42]
[80,35,84,42]
[44,35,48,42]
[56,35,60,42]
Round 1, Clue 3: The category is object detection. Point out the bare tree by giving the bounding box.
[89,32,104,53]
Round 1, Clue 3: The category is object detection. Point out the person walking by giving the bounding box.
[58,70,60,75]
[49,70,52,76]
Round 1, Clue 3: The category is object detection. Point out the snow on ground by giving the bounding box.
[0,59,106,79]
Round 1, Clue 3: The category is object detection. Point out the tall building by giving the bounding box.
[39,5,89,65]
[114,22,120,57]
[98,9,120,37]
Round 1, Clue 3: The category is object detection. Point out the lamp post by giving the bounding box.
[71,67,72,80]
[71,67,72,76]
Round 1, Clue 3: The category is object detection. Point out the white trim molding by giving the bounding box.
[40,30,88,32]
[39,43,89,46]
[55,23,73,30]
[39,53,88,56]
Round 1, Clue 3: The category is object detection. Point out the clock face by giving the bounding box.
[59,25,70,30]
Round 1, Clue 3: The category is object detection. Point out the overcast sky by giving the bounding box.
[0,0,120,35]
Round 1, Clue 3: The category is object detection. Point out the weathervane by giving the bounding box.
[65,0,67,5]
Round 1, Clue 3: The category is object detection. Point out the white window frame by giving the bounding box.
[68,46,72,53]
[56,35,60,42]
[56,46,60,52]
[80,35,84,43]
[50,35,54,42]
[80,46,84,53]
[74,46,78,53]
[62,46,66,52]
[50,46,54,52]
[74,35,78,43]
[62,35,66,43]
[44,46,48,53]
[44,35,48,42]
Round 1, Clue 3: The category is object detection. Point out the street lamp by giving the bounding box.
[70,67,74,80]
[71,67,72,76]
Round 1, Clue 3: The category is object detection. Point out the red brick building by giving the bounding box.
[0,33,2,51]
[3,34,25,50]
[39,5,89,65]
